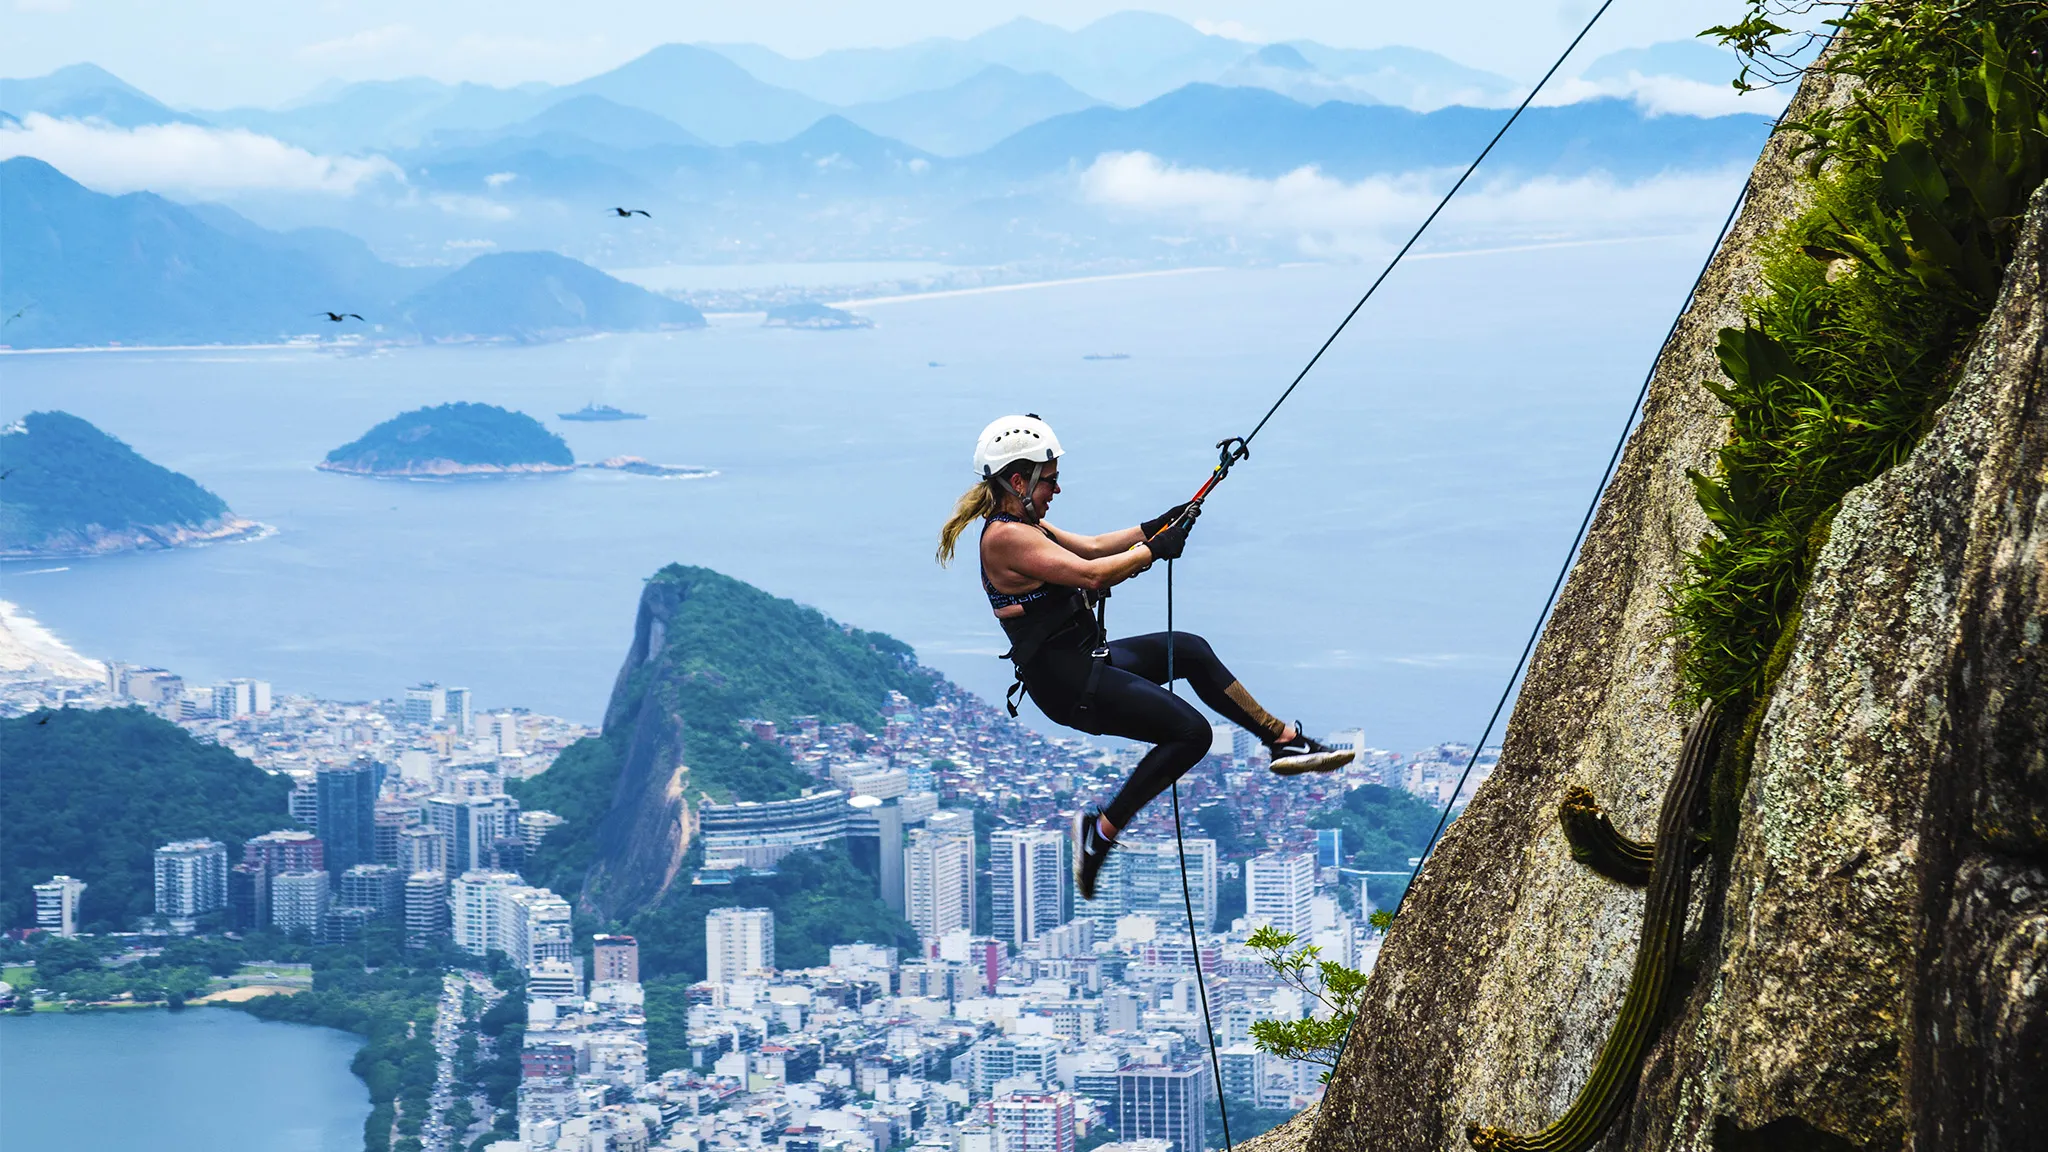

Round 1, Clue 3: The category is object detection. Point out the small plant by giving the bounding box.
[1244,926,1372,1072]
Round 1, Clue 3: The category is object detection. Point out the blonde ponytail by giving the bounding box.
[937,480,997,566]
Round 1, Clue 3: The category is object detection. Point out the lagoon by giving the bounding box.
[0,1008,369,1151]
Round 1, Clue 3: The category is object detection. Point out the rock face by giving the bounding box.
[1275,64,2046,1152]
[580,575,699,919]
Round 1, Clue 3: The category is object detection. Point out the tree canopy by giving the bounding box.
[0,410,230,553]
[0,707,293,930]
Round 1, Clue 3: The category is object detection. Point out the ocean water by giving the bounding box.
[1,236,1716,749]
[0,1009,369,1151]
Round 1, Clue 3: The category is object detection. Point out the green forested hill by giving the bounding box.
[1309,782,1443,870]
[0,707,293,930]
[518,564,932,960]
[0,411,233,555]
[322,402,574,473]
[607,563,938,803]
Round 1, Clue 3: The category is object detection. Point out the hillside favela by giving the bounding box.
[1,4,2042,1152]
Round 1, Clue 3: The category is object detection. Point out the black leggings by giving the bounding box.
[1022,631,1285,830]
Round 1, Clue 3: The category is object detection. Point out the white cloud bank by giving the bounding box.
[0,113,401,196]
[1079,151,1750,258]
[1539,73,1790,118]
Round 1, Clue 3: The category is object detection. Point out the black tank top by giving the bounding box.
[979,514,1098,663]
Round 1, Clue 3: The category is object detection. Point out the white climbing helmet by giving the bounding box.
[973,414,1063,479]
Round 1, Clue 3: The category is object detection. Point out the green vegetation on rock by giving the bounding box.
[322,402,573,474]
[525,565,929,973]
[0,707,293,931]
[506,734,619,897]
[1679,0,2047,832]
[0,410,235,556]
[607,564,937,804]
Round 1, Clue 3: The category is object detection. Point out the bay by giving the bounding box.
[0,235,1716,749]
[0,1008,369,1151]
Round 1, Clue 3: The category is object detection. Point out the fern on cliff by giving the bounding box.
[1675,0,2048,716]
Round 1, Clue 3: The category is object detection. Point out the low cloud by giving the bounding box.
[1078,151,1749,257]
[1540,73,1790,118]
[0,113,401,196]
[300,23,420,62]
[1192,18,1262,42]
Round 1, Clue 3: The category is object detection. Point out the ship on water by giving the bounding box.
[558,402,647,422]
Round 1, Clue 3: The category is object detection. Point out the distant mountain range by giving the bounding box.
[967,88,1768,181]
[0,157,704,349]
[380,85,1768,207]
[2,14,1750,159]
[0,17,1771,289]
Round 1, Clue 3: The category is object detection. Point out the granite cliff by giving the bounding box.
[1252,13,2047,1152]
[578,565,935,918]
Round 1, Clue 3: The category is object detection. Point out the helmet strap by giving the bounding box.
[1019,461,1046,523]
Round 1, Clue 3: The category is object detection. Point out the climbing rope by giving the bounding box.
[1321,86,1814,1085]
[1151,0,1619,1136]
[1162,560,1233,1152]
[1157,0,1622,529]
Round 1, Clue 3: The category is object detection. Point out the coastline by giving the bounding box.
[0,599,105,680]
[0,517,274,562]
[316,459,576,479]
[824,265,1226,309]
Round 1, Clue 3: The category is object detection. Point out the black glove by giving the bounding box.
[1144,503,1200,562]
[1141,502,1192,538]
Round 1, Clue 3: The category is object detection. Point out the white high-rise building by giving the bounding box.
[424,793,520,875]
[705,907,774,983]
[498,885,575,972]
[990,1091,1076,1152]
[493,713,520,755]
[271,870,331,940]
[404,683,447,727]
[213,679,254,718]
[34,875,87,937]
[153,839,228,932]
[905,821,974,948]
[991,829,1070,948]
[398,826,448,875]
[1094,839,1217,930]
[449,870,523,958]
[1245,851,1317,936]
[444,687,473,735]
[404,871,448,947]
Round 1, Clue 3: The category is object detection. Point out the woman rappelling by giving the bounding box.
[938,414,1355,898]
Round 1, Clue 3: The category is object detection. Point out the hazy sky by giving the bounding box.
[4,0,1763,109]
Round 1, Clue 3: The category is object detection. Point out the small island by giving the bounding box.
[320,402,575,478]
[559,402,646,422]
[579,456,717,479]
[762,302,875,330]
[0,411,267,559]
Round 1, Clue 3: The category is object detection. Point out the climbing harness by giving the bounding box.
[984,513,1106,719]
[1148,2,1622,1145]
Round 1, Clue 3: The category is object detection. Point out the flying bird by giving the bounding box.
[609,207,651,218]
[318,312,365,322]
[3,304,32,326]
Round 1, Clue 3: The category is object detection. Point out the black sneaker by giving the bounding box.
[1267,725,1356,776]
[1072,807,1117,901]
